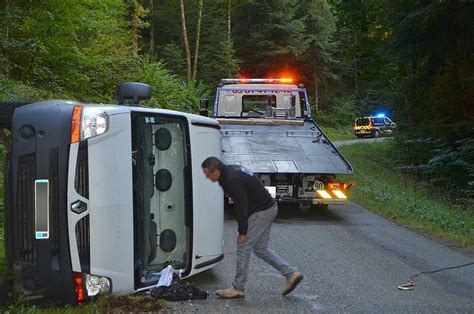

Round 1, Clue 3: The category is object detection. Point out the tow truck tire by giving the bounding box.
[311,204,328,211]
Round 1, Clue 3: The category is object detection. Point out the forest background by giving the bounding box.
[0,0,472,208]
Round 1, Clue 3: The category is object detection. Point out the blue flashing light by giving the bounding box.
[376,113,386,118]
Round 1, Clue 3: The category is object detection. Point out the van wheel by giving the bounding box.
[373,130,380,138]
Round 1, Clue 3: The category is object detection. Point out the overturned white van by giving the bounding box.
[2,83,224,305]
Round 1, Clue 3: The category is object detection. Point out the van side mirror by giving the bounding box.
[199,99,209,117]
[116,82,152,106]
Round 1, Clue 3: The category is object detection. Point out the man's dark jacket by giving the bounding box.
[218,165,275,235]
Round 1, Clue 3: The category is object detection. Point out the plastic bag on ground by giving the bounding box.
[156,265,174,287]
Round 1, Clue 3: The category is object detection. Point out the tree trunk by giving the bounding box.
[179,0,192,83]
[353,32,359,96]
[227,0,231,43]
[192,0,204,81]
[313,54,319,113]
[149,0,154,60]
[314,78,319,113]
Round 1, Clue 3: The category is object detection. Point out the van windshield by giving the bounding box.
[355,118,370,126]
[131,113,192,287]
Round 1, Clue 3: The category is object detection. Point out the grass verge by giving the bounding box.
[339,141,474,250]
[319,125,355,141]
[1,295,166,313]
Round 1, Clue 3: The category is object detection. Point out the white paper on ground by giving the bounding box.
[156,265,175,287]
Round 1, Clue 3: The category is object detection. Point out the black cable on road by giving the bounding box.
[398,262,474,291]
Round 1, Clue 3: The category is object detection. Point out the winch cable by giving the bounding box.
[398,262,474,290]
[349,165,474,291]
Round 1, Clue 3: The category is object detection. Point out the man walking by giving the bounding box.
[201,156,303,298]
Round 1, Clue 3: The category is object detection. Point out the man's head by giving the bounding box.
[201,156,224,182]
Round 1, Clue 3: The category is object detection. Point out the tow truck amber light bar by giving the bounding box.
[221,78,294,84]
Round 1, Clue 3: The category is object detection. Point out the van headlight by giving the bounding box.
[82,108,108,140]
[85,274,111,297]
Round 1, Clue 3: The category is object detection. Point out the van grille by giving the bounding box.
[75,144,89,199]
[17,153,37,264]
[49,148,60,268]
[76,215,90,273]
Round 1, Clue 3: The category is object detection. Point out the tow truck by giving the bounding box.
[201,78,353,210]
[1,83,224,305]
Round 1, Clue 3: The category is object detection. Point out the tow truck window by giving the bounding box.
[242,95,276,112]
[132,113,191,287]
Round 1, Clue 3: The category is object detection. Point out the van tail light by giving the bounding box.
[73,272,86,304]
[71,105,83,144]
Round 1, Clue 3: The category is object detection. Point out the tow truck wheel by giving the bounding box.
[311,204,328,211]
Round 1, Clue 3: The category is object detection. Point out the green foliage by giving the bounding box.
[160,43,188,79]
[0,0,138,102]
[0,75,49,101]
[314,96,360,127]
[394,129,474,208]
[232,0,306,76]
[340,141,474,248]
[137,60,209,113]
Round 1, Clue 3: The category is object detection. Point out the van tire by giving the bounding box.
[373,130,380,138]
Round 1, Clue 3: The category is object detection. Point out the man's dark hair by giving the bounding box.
[201,156,224,172]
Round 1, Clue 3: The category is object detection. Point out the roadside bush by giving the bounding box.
[0,75,49,101]
[137,59,209,113]
[314,96,360,127]
[394,123,474,209]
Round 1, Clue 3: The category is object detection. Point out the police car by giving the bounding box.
[353,114,396,138]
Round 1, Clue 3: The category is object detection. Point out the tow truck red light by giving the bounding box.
[220,78,296,84]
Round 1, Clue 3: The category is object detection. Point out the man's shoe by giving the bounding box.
[216,285,245,299]
[283,271,303,295]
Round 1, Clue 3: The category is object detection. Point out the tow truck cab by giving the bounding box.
[2,83,224,305]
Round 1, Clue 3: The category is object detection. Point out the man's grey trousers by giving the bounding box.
[233,204,297,291]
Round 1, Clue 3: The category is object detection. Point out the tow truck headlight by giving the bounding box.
[85,274,111,297]
[81,108,108,140]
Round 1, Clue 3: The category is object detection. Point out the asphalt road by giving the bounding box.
[170,203,474,313]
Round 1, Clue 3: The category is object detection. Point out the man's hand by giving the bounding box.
[236,234,246,244]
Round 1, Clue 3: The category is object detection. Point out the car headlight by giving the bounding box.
[85,274,111,297]
[81,108,108,140]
